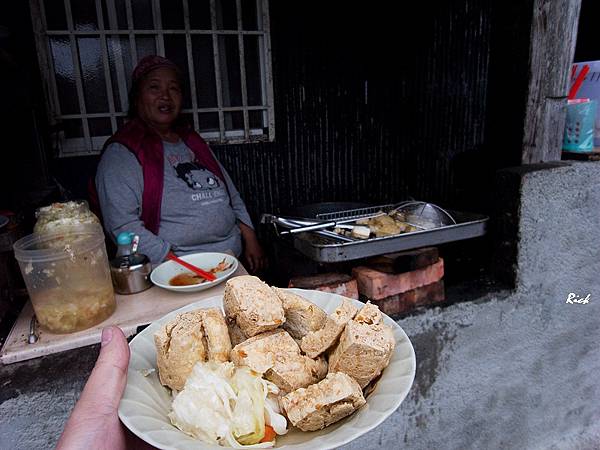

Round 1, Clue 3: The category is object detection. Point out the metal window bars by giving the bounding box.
[29,0,274,157]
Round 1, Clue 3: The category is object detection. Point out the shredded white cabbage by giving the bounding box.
[264,395,288,436]
[168,361,288,448]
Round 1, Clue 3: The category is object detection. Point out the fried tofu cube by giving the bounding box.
[154,310,207,391]
[300,298,359,358]
[328,302,395,388]
[273,287,328,340]
[231,329,327,393]
[223,276,285,337]
[199,308,232,363]
[280,372,366,431]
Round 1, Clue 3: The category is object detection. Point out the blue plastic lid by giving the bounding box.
[116,232,134,245]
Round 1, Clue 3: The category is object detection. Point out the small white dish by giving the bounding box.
[150,252,238,293]
[118,289,416,450]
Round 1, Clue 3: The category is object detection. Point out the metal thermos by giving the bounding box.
[110,232,153,295]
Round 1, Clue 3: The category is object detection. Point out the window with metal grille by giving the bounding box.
[29,0,274,157]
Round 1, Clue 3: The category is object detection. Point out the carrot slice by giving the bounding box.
[260,425,277,443]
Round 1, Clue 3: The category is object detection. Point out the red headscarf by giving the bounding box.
[131,55,181,84]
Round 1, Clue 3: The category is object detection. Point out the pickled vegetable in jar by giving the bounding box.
[13,227,116,334]
[34,200,101,235]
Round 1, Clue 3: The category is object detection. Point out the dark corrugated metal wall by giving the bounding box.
[212,1,493,221]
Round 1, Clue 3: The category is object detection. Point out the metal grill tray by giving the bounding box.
[292,204,488,262]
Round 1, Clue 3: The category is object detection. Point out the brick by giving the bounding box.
[314,280,359,299]
[413,280,445,306]
[369,280,445,316]
[288,272,352,288]
[372,294,403,316]
[288,273,359,299]
[365,247,439,273]
[352,258,444,300]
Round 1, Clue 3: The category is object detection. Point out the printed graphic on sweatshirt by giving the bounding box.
[174,161,221,190]
[170,156,226,204]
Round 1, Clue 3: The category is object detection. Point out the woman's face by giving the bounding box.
[136,67,182,130]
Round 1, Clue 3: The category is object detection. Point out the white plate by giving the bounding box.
[118,289,416,450]
[150,252,238,293]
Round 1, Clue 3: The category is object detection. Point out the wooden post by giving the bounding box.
[521,0,581,164]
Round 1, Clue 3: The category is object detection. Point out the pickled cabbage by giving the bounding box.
[169,361,288,448]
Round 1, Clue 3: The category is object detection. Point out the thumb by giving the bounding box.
[77,326,131,412]
[56,327,130,450]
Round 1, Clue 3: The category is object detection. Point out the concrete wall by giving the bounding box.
[1,162,600,449]
[347,161,600,449]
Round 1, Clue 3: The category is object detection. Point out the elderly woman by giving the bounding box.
[95,55,265,271]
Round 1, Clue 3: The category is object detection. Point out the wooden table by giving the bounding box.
[0,264,248,365]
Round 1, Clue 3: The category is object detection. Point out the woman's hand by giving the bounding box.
[239,223,267,273]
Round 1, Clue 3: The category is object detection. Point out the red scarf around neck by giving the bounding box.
[103,118,227,235]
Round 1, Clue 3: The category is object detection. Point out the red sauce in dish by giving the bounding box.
[169,273,206,286]
[168,258,233,286]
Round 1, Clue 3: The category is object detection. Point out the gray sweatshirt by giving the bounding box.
[95,140,253,263]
